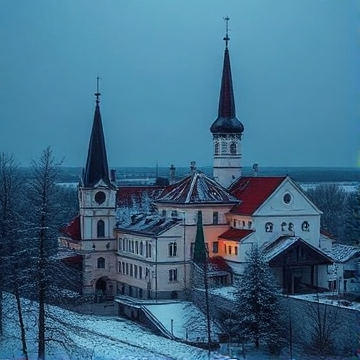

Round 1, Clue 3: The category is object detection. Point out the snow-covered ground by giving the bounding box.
[1,292,355,360]
[0,293,233,360]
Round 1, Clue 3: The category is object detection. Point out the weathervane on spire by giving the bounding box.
[223,16,230,48]
[95,76,101,104]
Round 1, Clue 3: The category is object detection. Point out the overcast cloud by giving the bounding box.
[0,0,359,168]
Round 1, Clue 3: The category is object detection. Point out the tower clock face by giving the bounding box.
[95,191,106,205]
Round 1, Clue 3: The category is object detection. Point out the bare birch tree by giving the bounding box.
[0,152,29,358]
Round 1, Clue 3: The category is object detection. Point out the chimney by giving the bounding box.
[110,169,117,183]
[169,164,176,184]
[190,161,196,173]
[252,163,259,177]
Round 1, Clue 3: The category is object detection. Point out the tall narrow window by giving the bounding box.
[134,265,138,278]
[169,242,177,257]
[213,212,219,224]
[97,220,105,238]
[140,241,144,256]
[97,257,105,269]
[229,246,232,255]
[135,241,139,254]
[139,266,142,279]
[215,142,220,155]
[130,264,133,277]
[212,241,218,254]
[118,238,122,251]
[221,142,227,154]
[118,261,121,273]
[230,143,237,155]
[235,246,238,256]
[169,269,178,282]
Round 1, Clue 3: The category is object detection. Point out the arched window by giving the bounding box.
[230,143,237,155]
[265,222,273,232]
[281,222,287,232]
[302,221,310,232]
[214,142,220,155]
[97,257,105,269]
[97,220,105,237]
[288,222,294,232]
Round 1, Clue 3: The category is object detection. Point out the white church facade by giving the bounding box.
[60,26,355,302]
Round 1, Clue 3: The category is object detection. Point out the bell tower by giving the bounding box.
[210,17,244,188]
[79,78,117,295]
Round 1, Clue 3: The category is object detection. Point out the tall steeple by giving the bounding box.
[210,17,244,188]
[83,78,112,187]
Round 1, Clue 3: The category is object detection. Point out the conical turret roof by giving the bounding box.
[82,93,112,187]
[210,34,244,135]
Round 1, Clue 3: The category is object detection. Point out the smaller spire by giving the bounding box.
[223,16,230,48]
[95,76,101,105]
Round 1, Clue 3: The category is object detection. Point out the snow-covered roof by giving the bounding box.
[155,171,239,205]
[324,243,360,263]
[117,185,164,207]
[262,236,333,263]
[218,228,253,242]
[229,176,286,215]
[116,213,180,236]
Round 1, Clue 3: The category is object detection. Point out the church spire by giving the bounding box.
[210,18,244,188]
[83,78,112,187]
[210,17,244,134]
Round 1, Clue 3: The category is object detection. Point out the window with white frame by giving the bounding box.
[169,269,178,282]
[169,242,177,257]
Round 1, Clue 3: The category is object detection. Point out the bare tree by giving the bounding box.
[0,152,29,358]
[302,297,342,356]
[306,183,349,243]
[25,147,83,359]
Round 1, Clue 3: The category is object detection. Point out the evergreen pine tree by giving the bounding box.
[234,244,286,353]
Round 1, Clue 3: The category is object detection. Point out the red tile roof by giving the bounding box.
[218,228,253,242]
[320,229,336,240]
[60,215,81,241]
[117,186,164,207]
[208,256,232,272]
[229,176,286,215]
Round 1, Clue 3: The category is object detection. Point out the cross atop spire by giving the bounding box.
[223,16,230,48]
[95,76,101,104]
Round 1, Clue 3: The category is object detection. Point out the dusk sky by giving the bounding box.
[0,1,359,169]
